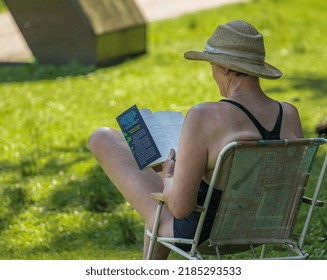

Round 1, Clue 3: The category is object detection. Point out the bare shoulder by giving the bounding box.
[280,101,300,115]
[279,101,304,138]
[185,101,227,120]
[183,101,231,133]
[188,102,218,112]
[181,102,230,144]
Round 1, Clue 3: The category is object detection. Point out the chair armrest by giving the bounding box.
[150,192,205,212]
[194,205,205,212]
[150,192,165,202]
[302,196,324,207]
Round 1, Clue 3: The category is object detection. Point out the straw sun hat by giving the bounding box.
[184,20,282,79]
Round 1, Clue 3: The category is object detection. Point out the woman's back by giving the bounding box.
[197,94,304,182]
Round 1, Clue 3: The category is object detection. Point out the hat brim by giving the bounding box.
[184,51,282,79]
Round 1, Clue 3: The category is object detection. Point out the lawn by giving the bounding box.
[0,0,326,259]
[0,1,5,13]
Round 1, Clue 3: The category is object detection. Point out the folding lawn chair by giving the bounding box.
[146,138,327,260]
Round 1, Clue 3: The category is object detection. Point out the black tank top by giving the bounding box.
[221,99,283,140]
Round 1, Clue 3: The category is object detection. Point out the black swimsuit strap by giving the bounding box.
[221,99,283,140]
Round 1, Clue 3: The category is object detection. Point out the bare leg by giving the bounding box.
[143,226,171,260]
[88,127,173,259]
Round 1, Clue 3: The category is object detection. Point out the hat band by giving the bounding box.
[204,43,265,62]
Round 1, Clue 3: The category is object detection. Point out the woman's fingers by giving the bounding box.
[162,149,176,178]
[167,148,176,161]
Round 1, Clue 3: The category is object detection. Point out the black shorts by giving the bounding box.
[173,180,222,251]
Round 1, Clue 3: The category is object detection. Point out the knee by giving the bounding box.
[88,127,116,155]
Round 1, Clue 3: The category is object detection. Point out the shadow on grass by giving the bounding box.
[47,164,125,213]
[0,140,124,232]
[0,53,144,83]
[0,184,30,231]
[0,140,144,259]
[46,209,143,254]
[265,74,327,97]
[287,76,327,100]
[0,62,97,83]
[1,206,144,259]
[38,139,125,212]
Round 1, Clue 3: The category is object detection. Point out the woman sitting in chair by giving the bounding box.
[88,20,304,259]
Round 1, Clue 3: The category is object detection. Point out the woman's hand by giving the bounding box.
[162,149,176,204]
[162,149,176,179]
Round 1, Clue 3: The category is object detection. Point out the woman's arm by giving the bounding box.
[162,105,209,219]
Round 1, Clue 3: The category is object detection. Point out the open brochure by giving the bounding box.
[116,105,184,169]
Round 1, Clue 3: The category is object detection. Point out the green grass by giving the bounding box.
[0,0,327,259]
[0,1,6,13]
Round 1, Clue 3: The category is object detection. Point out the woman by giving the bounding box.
[88,20,304,259]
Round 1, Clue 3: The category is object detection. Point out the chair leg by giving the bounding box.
[260,244,267,258]
[299,153,327,249]
[285,243,294,256]
[146,201,164,260]
[215,246,222,260]
[250,244,258,258]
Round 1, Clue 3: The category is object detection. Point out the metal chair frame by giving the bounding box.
[146,138,327,260]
